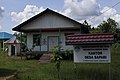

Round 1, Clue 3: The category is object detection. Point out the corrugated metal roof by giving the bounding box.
[4,37,21,44]
[66,33,114,45]
[0,32,14,39]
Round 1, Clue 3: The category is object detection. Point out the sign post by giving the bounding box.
[73,45,111,80]
[109,63,111,80]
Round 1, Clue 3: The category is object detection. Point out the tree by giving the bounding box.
[97,18,118,33]
[96,18,120,43]
[83,20,91,33]
[51,46,62,79]
[14,32,27,52]
[90,27,101,33]
[115,28,120,43]
[64,49,73,60]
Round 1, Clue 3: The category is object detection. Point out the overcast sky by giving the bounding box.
[0,0,120,33]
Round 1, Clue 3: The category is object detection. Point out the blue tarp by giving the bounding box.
[0,32,14,39]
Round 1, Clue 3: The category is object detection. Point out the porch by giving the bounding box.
[19,29,77,53]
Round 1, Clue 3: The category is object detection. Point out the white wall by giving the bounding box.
[8,45,11,56]
[27,31,80,51]
[15,44,20,55]
[27,33,33,50]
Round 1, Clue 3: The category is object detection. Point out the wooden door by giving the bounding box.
[11,45,15,56]
[48,36,59,51]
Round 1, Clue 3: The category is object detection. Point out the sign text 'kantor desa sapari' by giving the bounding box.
[73,46,111,63]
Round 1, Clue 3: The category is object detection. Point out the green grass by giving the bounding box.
[0,44,120,80]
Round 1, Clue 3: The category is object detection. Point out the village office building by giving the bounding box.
[66,33,114,63]
[12,8,89,52]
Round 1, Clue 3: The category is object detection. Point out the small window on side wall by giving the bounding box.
[33,34,40,46]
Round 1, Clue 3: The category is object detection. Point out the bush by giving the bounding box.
[51,46,62,72]
[60,49,73,60]
[111,43,120,55]
[112,43,120,49]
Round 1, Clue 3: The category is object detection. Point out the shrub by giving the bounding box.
[50,45,62,78]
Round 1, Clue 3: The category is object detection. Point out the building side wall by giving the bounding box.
[15,44,20,55]
[8,45,11,56]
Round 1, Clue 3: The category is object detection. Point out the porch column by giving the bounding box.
[39,30,41,51]
[58,29,61,52]
[59,29,61,45]
[26,33,27,50]
[20,32,22,53]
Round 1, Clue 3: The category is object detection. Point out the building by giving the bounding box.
[0,32,14,51]
[4,37,21,56]
[12,8,89,52]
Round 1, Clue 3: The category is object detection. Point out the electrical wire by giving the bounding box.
[88,1,120,20]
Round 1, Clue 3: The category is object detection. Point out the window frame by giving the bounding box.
[33,34,41,46]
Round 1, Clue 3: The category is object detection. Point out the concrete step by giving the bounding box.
[39,54,51,63]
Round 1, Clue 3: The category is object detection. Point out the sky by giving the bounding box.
[0,0,120,34]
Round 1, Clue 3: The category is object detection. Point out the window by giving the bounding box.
[33,34,40,46]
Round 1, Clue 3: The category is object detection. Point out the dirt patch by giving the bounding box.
[0,72,17,80]
[0,68,17,80]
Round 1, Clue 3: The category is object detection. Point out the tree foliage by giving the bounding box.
[97,18,118,33]
[89,18,120,42]
[90,27,100,33]
[83,20,91,33]
[14,32,27,51]
[64,49,73,60]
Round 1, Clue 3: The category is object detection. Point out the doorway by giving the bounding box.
[48,36,59,51]
[11,45,15,56]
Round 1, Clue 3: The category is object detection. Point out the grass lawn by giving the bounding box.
[0,44,120,80]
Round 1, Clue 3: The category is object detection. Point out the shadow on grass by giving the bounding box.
[0,68,16,77]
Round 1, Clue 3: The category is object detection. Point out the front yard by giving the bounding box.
[0,44,120,80]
